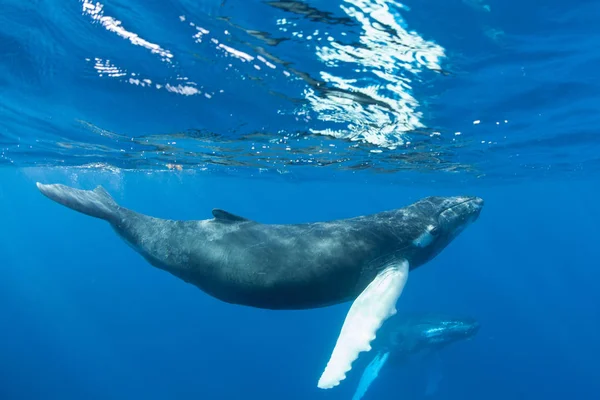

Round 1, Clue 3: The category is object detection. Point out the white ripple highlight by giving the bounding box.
[81,0,174,62]
[217,43,255,62]
[305,0,446,149]
[87,58,204,97]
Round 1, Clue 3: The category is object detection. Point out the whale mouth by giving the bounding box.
[450,196,483,209]
[438,197,484,230]
[464,197,484,220]
[442,196,483,216]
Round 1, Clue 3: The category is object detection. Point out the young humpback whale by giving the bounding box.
[35,182,483,389]
[350,313,481,400]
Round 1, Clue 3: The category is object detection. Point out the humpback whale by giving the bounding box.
[351,313,480,400]
[35,182,483,389]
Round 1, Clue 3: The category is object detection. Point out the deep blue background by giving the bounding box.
[2,0,600,398]
[1,168,598,399]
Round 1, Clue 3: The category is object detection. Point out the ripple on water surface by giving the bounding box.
[1,0,598,183]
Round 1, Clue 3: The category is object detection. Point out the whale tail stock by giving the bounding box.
[36,182,121,223]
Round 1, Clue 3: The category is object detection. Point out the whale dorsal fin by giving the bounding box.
[212,209,251,223]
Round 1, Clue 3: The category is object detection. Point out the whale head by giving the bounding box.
[400,195,484,267]
[419,316,481,346]
[385,314,481,351]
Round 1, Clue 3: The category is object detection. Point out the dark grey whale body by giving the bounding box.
[35,182,483,389]
[115,204,423,310]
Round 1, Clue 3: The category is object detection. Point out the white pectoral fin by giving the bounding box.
[351,351,390,400]
[317,260,409,389]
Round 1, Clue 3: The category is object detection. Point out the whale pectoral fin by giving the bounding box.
[424,353,444,396]
[351,351,390,400]
[317,260,409,389]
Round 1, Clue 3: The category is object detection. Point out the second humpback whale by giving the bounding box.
[35,182,483,389]
[350,313,481,400]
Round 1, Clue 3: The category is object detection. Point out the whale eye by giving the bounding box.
[414,225,439,247]
[428,226,440,236]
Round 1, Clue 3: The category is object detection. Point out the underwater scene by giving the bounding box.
[1,1,599,399]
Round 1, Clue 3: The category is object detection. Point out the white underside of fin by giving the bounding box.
[317,260,409,389]
[351,351,390,400]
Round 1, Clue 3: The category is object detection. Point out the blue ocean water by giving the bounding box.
[1,0,599,399]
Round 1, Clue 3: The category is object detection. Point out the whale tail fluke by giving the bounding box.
[36,182,120,223]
